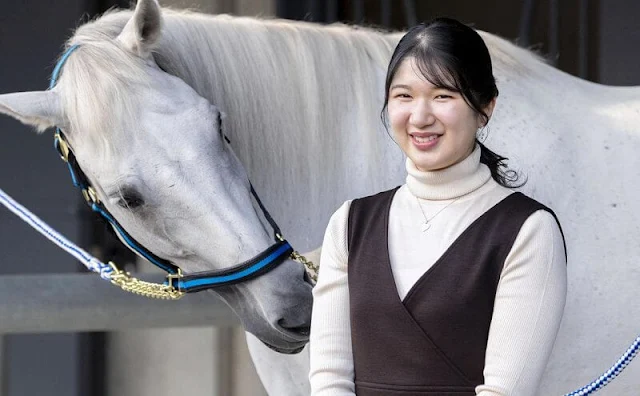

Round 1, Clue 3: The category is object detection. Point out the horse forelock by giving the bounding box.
[56,12,151,160]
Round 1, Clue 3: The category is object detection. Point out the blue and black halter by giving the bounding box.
[51,44,294,293]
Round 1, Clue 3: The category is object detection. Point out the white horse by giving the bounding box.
[0,1,639,394]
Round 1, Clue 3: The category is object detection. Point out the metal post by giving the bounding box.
[216,327,235,395]
[578,0,589,78]
[326,0,338,23]
[381,0,391,27]
[0,336,4,396]
[519,0,536,46]
[402,0,418,28]
[549,0,559,65]
[0,273,239,333]
[353,0,364,23]
[308,0,322,21]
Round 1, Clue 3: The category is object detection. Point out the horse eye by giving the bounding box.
[117,190,145,209]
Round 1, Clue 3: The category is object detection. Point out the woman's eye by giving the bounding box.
[435,94,452,99]
[395,93,411,99]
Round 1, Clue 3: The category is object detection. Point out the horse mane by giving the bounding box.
[59,8,402,168]
[479,32,549,76]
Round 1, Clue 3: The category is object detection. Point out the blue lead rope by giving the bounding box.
[0,186,113,279]
[562,335,640,396]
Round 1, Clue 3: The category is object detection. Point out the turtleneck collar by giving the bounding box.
[406,145,492,200]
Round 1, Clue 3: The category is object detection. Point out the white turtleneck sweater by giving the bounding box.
[309,147,567,396]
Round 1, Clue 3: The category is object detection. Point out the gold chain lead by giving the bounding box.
[108,262,185,300]
[291,250,318,283]
[276,234,319,283]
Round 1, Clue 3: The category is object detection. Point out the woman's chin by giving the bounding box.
[409,155,444,172]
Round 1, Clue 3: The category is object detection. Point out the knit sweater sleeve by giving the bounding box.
[476,210,567,396]
[309,201,356,396]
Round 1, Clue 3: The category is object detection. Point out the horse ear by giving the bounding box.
[0,91,62,132]
[117,0,163,59]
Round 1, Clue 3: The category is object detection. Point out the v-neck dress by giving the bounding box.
[346,188,564,395]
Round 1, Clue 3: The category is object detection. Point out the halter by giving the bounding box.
[50,44,315,297]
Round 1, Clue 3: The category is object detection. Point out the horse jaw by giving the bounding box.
[0,91,63,132]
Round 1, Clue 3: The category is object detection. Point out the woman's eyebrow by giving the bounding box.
[390,84,412,90]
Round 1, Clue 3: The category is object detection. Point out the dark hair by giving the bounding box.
[381,17,523,188]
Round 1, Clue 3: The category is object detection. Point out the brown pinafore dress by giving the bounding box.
[347,188,564,395]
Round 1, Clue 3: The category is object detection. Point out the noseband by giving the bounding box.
[51,44,316,299]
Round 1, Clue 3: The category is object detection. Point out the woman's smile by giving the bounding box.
[409,132,442,150]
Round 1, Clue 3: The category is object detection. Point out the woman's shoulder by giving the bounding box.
[324,187,403,227]
[484,188,564,235]
[328,200,352,225]
[505,193,567,258]
[507,191,561,218]
[351,186,402,204]
[326,186,403,242]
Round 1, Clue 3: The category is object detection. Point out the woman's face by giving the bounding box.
[387,57,494,172]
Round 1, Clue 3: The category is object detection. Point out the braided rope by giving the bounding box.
[0,186,183,299]
[0,186,113,279]
[563,335,640,396]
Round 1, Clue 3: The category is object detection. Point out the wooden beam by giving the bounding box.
[0,273,239,333]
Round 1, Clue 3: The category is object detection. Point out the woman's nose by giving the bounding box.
[409,100,435,128]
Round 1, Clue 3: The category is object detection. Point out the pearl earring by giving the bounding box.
[477,126,489,142]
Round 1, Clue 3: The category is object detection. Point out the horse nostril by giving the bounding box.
[291,326,310,337]
[277,320,310,337]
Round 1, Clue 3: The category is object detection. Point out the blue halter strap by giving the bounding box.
[50,44,294,293]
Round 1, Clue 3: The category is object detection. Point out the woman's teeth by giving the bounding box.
[413,135,438,143]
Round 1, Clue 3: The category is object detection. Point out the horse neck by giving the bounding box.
[155,11,398,144]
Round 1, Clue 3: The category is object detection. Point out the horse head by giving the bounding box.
[0,0,312,354]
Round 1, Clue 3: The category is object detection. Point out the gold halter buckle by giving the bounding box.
[82,186,100,205]
[56,132,71,162]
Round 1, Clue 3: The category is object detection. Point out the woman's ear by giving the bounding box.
[478,96,498,128]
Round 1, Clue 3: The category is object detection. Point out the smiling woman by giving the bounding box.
[382,17,515,185]
[309,18,567,396]
[387,59,489,172]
